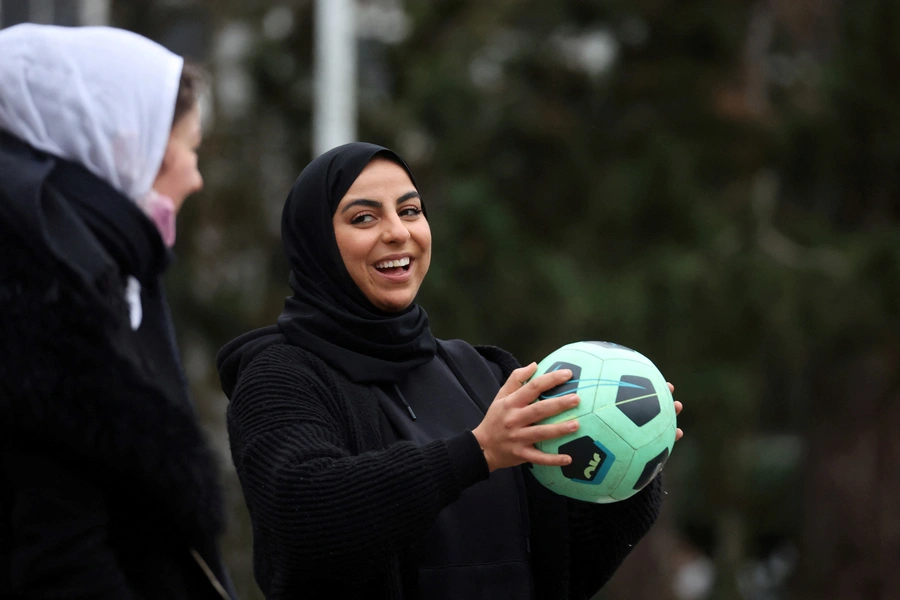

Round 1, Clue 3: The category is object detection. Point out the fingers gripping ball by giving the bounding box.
[528,341,677,503]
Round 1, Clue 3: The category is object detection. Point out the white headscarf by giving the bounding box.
[0,24,183,202]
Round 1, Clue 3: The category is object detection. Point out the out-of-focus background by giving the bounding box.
[3,1,899,598]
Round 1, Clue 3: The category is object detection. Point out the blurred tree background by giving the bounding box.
[4,0,898,598]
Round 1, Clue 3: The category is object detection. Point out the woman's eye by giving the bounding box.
[351,213,375,225]
[400,207,422,218]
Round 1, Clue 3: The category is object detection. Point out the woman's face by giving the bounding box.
[332,157,432,312]
[152,103,203,212]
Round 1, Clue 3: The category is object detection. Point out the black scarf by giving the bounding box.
[275,142,436,383]
[0,131,169,289]
[0,131,188,401]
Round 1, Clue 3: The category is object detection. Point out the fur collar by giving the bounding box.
[0,228,224,544]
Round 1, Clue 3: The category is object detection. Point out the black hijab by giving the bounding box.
[274,142,436,383]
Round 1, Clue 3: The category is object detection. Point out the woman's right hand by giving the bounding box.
[472,362,581,472]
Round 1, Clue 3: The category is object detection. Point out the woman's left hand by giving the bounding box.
[668,382,684,441]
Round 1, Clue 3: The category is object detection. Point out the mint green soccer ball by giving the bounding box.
[528,341,676,503]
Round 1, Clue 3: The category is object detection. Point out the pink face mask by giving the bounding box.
[137,189,177,247]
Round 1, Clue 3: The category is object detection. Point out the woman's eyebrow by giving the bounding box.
[396,191,420,203]
[340,198,382,213]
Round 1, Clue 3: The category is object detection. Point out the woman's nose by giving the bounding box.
[382,215,411,244]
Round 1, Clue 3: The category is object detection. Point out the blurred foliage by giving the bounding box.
[108,0,900,598]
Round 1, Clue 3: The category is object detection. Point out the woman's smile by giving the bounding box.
[373,254,414,281]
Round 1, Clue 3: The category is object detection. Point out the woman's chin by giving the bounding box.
[370,293,415,313]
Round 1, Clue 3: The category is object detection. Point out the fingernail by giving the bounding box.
[569,394,580,405]
[567,420,579,431]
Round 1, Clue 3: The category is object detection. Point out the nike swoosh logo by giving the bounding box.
[539,377,646,399]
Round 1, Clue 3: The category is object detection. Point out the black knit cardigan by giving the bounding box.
[0,213,234,599]
[225,342,664,600]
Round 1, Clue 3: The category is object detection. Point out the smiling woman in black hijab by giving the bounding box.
[218,144,435,384]
[218,142,681,600]
[277,143,437,381]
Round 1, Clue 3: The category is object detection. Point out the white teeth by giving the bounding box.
[375,257,411,269]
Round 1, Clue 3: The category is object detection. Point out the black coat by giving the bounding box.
[0,200,235,598]
[220,339,663,600]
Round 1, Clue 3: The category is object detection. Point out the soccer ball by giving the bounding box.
[528,341,676,503]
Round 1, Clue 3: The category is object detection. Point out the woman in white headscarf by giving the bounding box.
[0,24,235,599]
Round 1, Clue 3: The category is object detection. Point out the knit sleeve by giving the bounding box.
[226,345,489,586]
[2,448,134,599]
[565,475,664,598]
